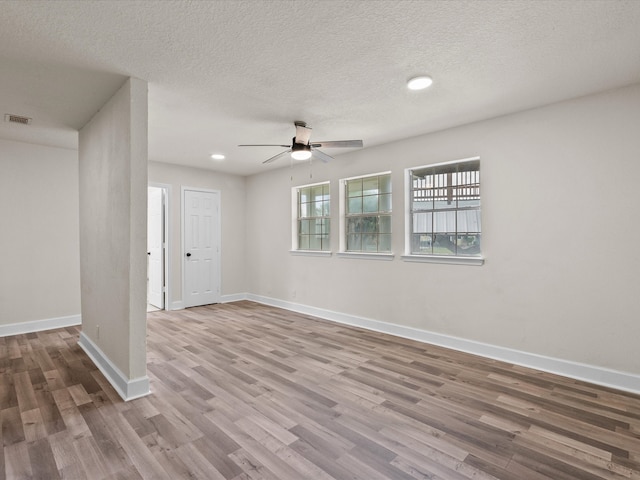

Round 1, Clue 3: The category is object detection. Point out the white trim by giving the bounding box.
[244,294,640,395]
[337,252,395,261]
[78,332,151,401]
[220,293,247,303]
[0,314,81,337]
[148,182,171,310]
[170,301,185,311]
[181,187,222,308]
[290,250,332,257]
[401,254,484,265]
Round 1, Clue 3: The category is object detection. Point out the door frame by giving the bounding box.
[148,182,171,310]
[181,186,222,308]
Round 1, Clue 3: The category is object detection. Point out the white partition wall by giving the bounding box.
[78,77,150,401]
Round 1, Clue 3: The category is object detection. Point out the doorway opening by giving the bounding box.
[148,184,169,311]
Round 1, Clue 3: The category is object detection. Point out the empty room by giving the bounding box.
[1,1,640,479]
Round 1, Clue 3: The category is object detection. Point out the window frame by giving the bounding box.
[291,181,332,255]
[403,157,484,266]
[338,171,394,259]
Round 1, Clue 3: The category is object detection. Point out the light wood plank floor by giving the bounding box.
[2,301,640,479]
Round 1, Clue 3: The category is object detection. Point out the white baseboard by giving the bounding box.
[220,293,248,303]
[245,294,640,395]
[169,301,185,311]
[170,294,248,309]
[78,332,150,402]
[0,314,81,338]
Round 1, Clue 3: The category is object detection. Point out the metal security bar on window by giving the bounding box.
[410,160,480,256]
[297,183,330,251]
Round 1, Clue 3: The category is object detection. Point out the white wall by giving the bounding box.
[78,78,149,399]
[0,139,80,328]
[245,83,640,378]
[148,161,246,306]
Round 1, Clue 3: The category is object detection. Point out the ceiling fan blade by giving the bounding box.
[311,140,363,149]
[294,123,312,145]
[311,148,333,163]
[239,144,291,147]
[262,149,291,164]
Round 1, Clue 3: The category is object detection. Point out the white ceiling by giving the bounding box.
[1,0,639,176]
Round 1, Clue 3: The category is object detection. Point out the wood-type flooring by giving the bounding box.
[1,300,640,479]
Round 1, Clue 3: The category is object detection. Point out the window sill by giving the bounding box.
[337,252,395,261]
[401,254,484,266]
[289,250,332,257]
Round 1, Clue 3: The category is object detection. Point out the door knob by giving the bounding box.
[186,252,191,257]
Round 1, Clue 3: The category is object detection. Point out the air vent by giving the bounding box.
[4,114,32,125]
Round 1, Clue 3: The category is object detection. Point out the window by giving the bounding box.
[343,173,392,252]
[295,182,330,251]
[408,158,480,257]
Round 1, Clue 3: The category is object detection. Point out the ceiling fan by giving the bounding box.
[239,121,363,164]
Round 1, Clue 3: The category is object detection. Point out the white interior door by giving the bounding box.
[147,187,164,309]
[183,189,220,308]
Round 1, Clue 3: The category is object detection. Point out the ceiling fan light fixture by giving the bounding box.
[291,149,312,161]
[407,75,433,90]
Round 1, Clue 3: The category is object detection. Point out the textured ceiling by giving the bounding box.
[1,0,639,175]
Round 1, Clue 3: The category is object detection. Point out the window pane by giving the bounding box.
[347,234,361,251]
[379,174,392,194]
[457,209,481,233]
[299,234,310,250]
[322,200,330,216]
[309,219,322,235]
[412,198,432,211]
[362,234,378,252]
[347,179,362,197]
[347,217,361,233]
[310,234,322,250]
[321,234,330,251]
[323,183,330,197]
[412,233,433,254]
[299,202,309,218]
[379,193,391,212]
[378,234,391,252]
[363,195,379,213]
[361,216,378,233]
[433,211,455,233]
[299,187,311,203]
[348,197,362,214]
[362,177,379,196]
[312,185,325,202]
[413,212,432,233]
[379,215,391,234]
[300,219,310,234]
[458,197,480,208]
[434,197,454,209]
[313,200,323,216]
[457,234,481,256]
[433,234,456,255]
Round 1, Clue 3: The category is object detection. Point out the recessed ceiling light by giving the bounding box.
[211,154,225,160]
[407,75,433,90]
